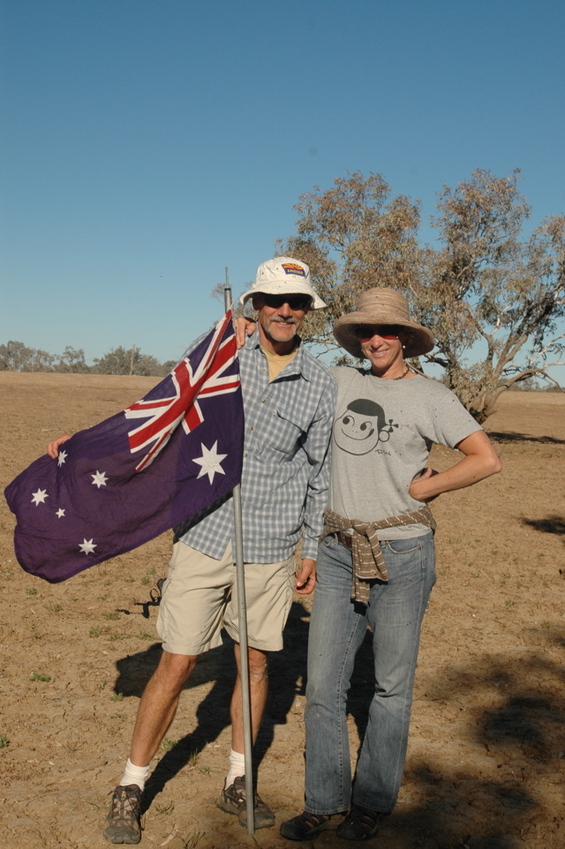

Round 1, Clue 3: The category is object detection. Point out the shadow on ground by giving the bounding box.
[522,514,565,539]
[111,599,564,847]
[112,600,310,810]
[488,431,565,445]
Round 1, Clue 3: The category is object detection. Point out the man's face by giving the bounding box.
[253,293,310,353]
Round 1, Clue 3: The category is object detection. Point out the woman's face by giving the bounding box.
[356,324,408,377]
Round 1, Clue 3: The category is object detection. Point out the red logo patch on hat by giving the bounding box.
[282,263,306,277]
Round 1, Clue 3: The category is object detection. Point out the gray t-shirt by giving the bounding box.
[328,367,482,539]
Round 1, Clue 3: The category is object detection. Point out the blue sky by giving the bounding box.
[2,0,564,377]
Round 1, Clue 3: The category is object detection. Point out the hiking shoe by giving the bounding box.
[218,775,275,829]
[280,811,333,841]
[103,784,142,844]
[336,805,383,841]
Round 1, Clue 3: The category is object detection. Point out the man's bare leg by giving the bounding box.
[129,650,198,767]
[104,651,198,844]
[218,643,274,828]
[230,642,268,755]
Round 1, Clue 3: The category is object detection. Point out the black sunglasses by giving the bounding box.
[262,293,311,311]
[355,324,402,341]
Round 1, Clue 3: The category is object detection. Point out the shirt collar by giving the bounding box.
[245,329,312,381]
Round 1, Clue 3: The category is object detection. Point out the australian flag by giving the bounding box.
[4,312,243,583]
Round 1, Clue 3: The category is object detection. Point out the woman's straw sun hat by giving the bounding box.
[333,288,435,359]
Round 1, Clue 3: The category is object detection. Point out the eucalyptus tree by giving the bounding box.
[277,170,564,421]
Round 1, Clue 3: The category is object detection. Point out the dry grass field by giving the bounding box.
[1,373,564,849]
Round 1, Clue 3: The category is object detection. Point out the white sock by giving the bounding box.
[225,749,246,788]
[119,758,151,791]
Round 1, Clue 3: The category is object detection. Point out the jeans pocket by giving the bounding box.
[383,537,423,556]
[382,533,436,586]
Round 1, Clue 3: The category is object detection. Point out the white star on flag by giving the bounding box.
[79,539,97,555]
[31,489,48,506]
[193,441,227,484]
[57,450,68,467]
[91,470,108,488]
[56,508,66,518]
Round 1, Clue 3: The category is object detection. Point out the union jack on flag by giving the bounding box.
[4,312,244,583]
[125,311,241,471]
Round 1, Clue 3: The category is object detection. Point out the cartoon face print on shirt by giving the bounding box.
[334,398,398,455]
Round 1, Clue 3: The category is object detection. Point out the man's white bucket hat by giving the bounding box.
[239,257,327,310]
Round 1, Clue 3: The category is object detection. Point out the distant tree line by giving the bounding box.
[0,340,175,377]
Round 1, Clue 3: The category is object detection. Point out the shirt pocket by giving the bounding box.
[264,406,309,456]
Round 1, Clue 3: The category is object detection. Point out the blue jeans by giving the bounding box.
[304,532,436,815]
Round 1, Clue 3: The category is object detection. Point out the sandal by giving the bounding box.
[280,811,332,841]
[336,805,383,840]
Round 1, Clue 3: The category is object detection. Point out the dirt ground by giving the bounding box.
[1,373,564,849]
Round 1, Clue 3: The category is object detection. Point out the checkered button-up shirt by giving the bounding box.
[179,330,336,562]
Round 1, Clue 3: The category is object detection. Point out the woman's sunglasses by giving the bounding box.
[355,325,402,341]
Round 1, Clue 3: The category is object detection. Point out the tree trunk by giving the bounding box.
[467,385,509,424]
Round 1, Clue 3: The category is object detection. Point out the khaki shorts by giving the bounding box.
[156,541,296,654]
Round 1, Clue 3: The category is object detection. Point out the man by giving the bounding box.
[48,257,335,844]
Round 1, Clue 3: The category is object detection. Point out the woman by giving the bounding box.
[281,288,502,841]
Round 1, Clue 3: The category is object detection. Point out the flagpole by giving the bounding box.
[224,268,255,835]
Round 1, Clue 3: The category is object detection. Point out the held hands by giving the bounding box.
[294,558,316,595]
[46,433,72,459]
